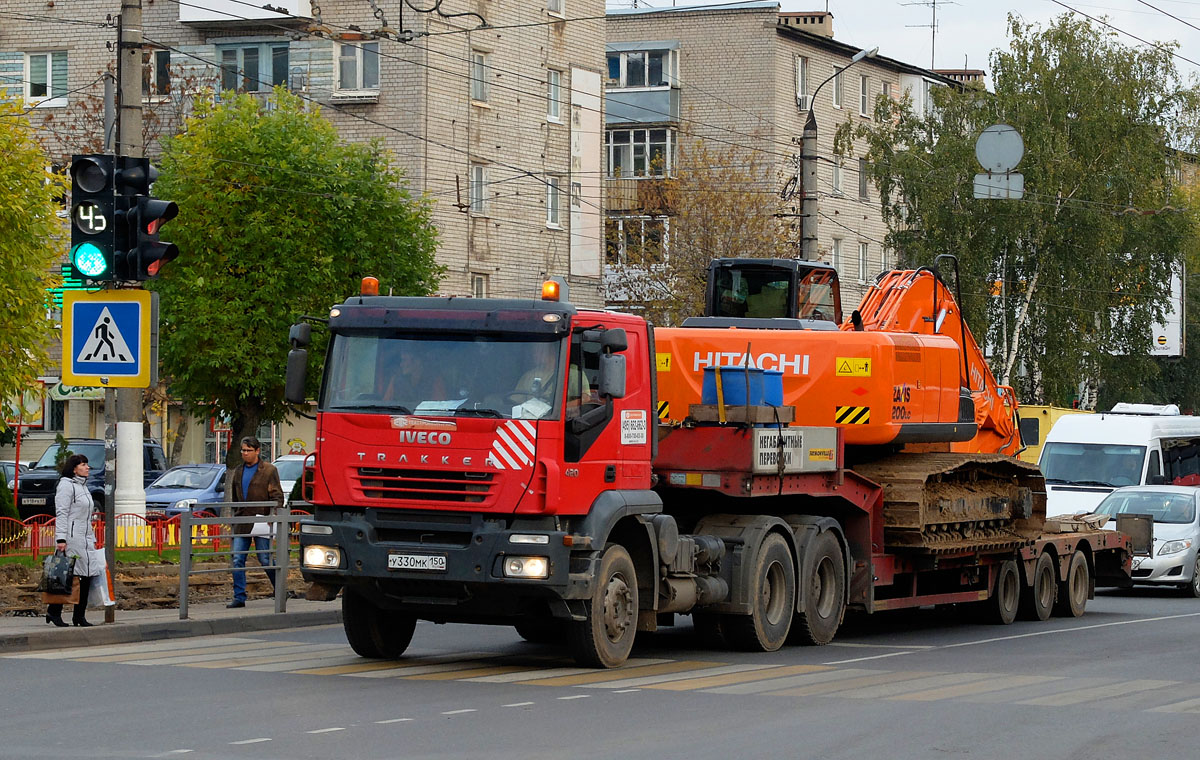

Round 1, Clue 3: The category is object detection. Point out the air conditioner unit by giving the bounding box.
[796,95,811,111]
[331,90,379,105]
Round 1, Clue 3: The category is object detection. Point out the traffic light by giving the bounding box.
[69,155,116,282]
[131,196,179,279]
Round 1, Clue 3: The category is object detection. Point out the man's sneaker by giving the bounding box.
[226,600,246,608]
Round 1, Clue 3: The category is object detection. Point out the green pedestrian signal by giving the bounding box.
[71,242,109,278]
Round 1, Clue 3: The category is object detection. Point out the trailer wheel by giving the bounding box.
[342,590,417,659]
[985,559,1020,625]
[514,619,566,645]
[1053,550,1089,618]
[1018,552,1056,622]
[790,531,845,645]
[724,533,795,652]
[568,544,639,668]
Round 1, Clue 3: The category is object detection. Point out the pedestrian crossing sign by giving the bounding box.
[63,290,155,388]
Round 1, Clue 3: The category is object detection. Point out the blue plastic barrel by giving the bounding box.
[763,370,784,406]
[702,366,765,405]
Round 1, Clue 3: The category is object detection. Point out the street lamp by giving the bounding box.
[800,46,878,261]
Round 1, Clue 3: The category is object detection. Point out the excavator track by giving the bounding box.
[854,453,1047,554]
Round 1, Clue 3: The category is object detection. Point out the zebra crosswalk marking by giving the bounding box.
[1018,678,1178,707]
[7,636,263,660]
[467,659,672,683]
[889,673,1055,701]
[592,663,782,690]
[705,667,879,695]
[77,640,291,664]
[184,645,350,669]
[520,660,722,687]
[124,643,323,667]
[344,654,505,679]
[831,672,986,699]
[1150,695,1200,713]
[406,665,534,681]
[766,669,938,697]
[646,664,827,691]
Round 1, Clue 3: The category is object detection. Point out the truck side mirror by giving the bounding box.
[285,348,309,404]
[598,353,626,398]
[600,328,628,353]
[289,322,312,348]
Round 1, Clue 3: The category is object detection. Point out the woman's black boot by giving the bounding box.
[45,614,68,627]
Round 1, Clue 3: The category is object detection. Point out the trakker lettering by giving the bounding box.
[692,351,809,375]
[355,452,474,466]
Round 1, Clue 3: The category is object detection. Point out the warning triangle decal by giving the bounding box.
[77,306,134,364]
[837,360,852,374]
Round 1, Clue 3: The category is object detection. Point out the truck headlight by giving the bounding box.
[303,545,342,569]
[503,556,549,579]
[1159,539,1193,556]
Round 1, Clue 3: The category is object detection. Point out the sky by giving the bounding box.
[608,0,1200,83]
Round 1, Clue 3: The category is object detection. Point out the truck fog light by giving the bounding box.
[504,556,549,579]
[301,523,333,535]
[303,545,342,569]
[509,534,549,545]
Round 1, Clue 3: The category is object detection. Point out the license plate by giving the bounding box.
[388,553,447,572]
[20,497,44,506]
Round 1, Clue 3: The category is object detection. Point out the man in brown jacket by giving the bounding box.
[227,436,285,608]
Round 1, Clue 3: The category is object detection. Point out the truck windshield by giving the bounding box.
[323,333,565,421]
[1040,443,1147,487]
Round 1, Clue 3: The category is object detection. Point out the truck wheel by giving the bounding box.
[1180,557,1200,598]
[1053,550,1089,617]
[724,533,795,652]
[1018,552,1056,622]
[514,618,566,645]
[790,531,845,645]
[985,559,1020,625]
[342,590,417,659]
[568,544,638,668]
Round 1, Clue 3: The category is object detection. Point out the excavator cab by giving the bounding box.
[695,258,843,328]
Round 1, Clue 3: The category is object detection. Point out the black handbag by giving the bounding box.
[37,550,76,595]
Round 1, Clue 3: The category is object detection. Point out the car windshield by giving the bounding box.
[274,459,304,482]
[34,443,106,470]
[322,333,565,421]
[1094,491,1197,524]
[1040,443,1146,487]
[151,467,218,489]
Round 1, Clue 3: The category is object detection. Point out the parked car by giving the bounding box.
[1093,485,1200,597]
[145,464,226,517]
[16,438,168,519]
[1,460,28,492]
[272,454,307,507]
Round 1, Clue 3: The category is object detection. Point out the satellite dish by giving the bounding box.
[975,124,1024,173]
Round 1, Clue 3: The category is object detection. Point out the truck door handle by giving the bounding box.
[605,465,616,483]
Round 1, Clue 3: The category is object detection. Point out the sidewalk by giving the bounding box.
[0,597,342,654]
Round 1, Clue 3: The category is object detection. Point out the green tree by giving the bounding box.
[0,100,64,428]
[841,14,1200,405]
[150,90,442,467]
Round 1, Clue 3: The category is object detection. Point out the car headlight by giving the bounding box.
[503,556,549,579]
[171,498,197,511]
[303,545,342,569]
[1159,539,1193,556]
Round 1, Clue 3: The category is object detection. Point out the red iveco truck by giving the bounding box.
[290,263,1134,668]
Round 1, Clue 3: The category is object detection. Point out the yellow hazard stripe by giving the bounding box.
[835,406,871,425]
[657,401,670,419]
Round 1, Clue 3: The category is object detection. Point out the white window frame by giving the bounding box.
[606,49,676,90]
[546,175,563,228]
[143,49,171,100]
[25,51,68,106]
[606,127,676,178]
[606,216,670,266]
[796,55,809,110]
[469,163,488,216]
[859,74,869,117]
[832,161,843,195]
[832,238,843,269]
[471,274,488,298]
[832,66,843,109]
[547,68,562,122]
[336,41,379,91]
[219,43,289,93]
[470,50,490,103]
[882,81,893,100]
[858,242,869,283]
[547,0,564,16]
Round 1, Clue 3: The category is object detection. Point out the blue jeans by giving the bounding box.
[231,535,277,603]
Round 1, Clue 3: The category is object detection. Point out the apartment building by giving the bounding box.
[0,0,606,463]
[604,2,955,306]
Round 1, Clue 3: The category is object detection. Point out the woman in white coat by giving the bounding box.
[47,454,98,627]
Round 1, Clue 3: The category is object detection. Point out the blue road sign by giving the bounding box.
[63,290,153,388]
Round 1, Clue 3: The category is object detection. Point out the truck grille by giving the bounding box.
[356,467,495,504]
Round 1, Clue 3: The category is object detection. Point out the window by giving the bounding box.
[220,44,289,92]
[882,81,892,100]
[859,74,868,116]
[606,128,675,178]
[470,51,489,102]
[546,175,563,227]
[606,49,675,89]
[832,66,843,109]
[832,161,843,195]
[47,398,65,432]
[337,41,379,90]
[858,242,869,283]
[547,69,562,121]
[469,163,488,216]
[832,238,843,269]
[605,217,668,266]
[547,0,564,15]
[26,51,67,105]
[796,56,809,109]
[143,50,171,97]
[471,274,488,298]
[858,158,869,201]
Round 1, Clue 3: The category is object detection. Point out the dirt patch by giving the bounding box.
[1,561,305,615]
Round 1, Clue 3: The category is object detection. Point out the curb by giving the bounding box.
[0,609,342,654]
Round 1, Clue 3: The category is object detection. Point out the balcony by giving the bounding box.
[605,177,676,214]
[180,0,312,23]
[606,88,679,125]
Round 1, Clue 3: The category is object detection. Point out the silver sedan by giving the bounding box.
[1095,486,1200,597]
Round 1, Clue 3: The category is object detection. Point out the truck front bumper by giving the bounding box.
[299,508,596,623]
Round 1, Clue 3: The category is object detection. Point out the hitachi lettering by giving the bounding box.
[399,431,453,445]
[693,352,809,375]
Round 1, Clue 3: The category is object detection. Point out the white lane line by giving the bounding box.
[827,642,935,650]
[558,695,591,700]
[153,751,194,757]
[375,718,414,724]
[940,611,1200,649]
[504,702,535,707]
[614,689,641,693]
[823,651,919,665]
[441,709,477,715]
[307,727,346,734]
[229,738,272,745]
